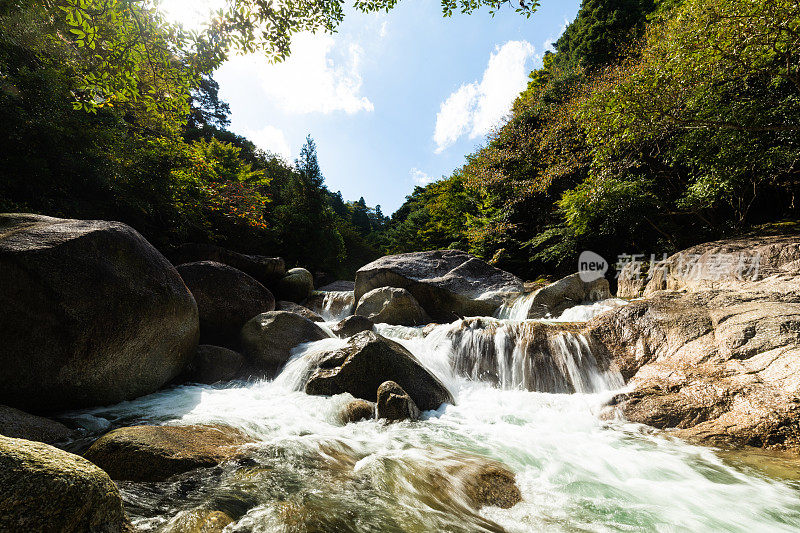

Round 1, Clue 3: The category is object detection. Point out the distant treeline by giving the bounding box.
[380,0,800,278]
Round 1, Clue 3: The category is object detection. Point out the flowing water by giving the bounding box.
[68,298,800,532]
[312,291,356,322]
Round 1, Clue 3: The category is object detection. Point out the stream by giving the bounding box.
[66,299,800,532]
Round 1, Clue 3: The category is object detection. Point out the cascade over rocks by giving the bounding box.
[354,250,523,321]
[0,214,199,412]
[276,300,323,322]
[276,267,314,303]
[176,261,275,349]
[376,381,420,422]
[525,273,611,319]
[169,243,285,287]
[0,405,72,444]
[240,311,330,372]
[84,425,253,482]
[304,331,454,411]
[355,286,430,326]
[0,435,132,532]
[179,345,247,385]
[331,315,374,338]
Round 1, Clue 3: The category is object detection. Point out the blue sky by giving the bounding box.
[159,0,581,213]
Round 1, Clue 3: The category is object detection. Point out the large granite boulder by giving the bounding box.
[240,311,330,372]
[354,250,523,321]
[0,405,72,444]
[178,345,247,385]
[304,331,454,411]
[0,435,131,532]
[319,280,355,292]
[176,261,275,349]
[0,214,199,412]
[84,425,253,482]
[355,287,430,326]
[276,267,314,303]
[525,273,611,319]
[169,243,285,287]
[631,233,800,298]
[589,290,800,450]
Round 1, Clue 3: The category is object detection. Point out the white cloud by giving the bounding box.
[433,40,536,153]
[410,168,436,186]
[379,21,388,38]
[242,125,292,160]
[224,33,374,115]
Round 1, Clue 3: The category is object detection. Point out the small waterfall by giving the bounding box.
[308,291,355,322]
[379,318,622,394]
[493,292,537,320]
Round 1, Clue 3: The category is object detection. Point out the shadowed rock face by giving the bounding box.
[276,301,323,322]
[0,214,199,413]
[589,290,800,450]
[305,331,454,411]
[0,435,132,532]
[276,268,314,303]
[331,315,374,338]
[178,345,247,385]
[176,261,275,349]
[240,311,330,372]
[0,405,72,444]
[84,425,253,482]
[377,381,420,422]
[169,243,285,288]
[354,250,523,321]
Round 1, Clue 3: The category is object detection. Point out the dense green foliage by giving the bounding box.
[383,0,800,279]
[0,1,387,278]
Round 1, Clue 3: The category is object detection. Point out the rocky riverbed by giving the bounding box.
[2,213,800,531]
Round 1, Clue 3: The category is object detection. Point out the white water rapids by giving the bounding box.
[68,298,800,532]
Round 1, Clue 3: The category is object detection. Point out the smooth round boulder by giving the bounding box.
[527,273,611,319]
[84,425,253,482]
[354,250,523,321]
[169,243,285,287]
[0,405,72,444]
[331,315,374,338]
[355,287,430,326]
[304,331,454,411]
[339,399,375,424]
[240,311,330,372]
[176,261,275,349]
[376,381,420,422]
[0,435,131,532]
[179,345,247,384]
[276,267,314,303]
[276,300,324,322]
[0,214,199,412]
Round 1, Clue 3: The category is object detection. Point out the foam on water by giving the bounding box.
[314,291,355,322]
[67,298,800,532]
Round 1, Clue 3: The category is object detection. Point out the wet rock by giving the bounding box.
[331,315,374,338]
[0,405,72,444]
[163,509,233,533]
[305,331,453,411]
[240,311,330,373]
[276,267,314,303]
[0,434,131,532]
[179,345,247,384]
[319,280,355,292]
[354,250,523,321]
[376,381,420,422]
[84,425,253,482]
[176,261,275,349]
[589,289,800,450]
[355,287,430,326]
[169,243,285,287]
[276,300,324,322]
[458,460,522,510]
[526,273,611,319]
[339,399,374,424]
[0,213,198,412]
